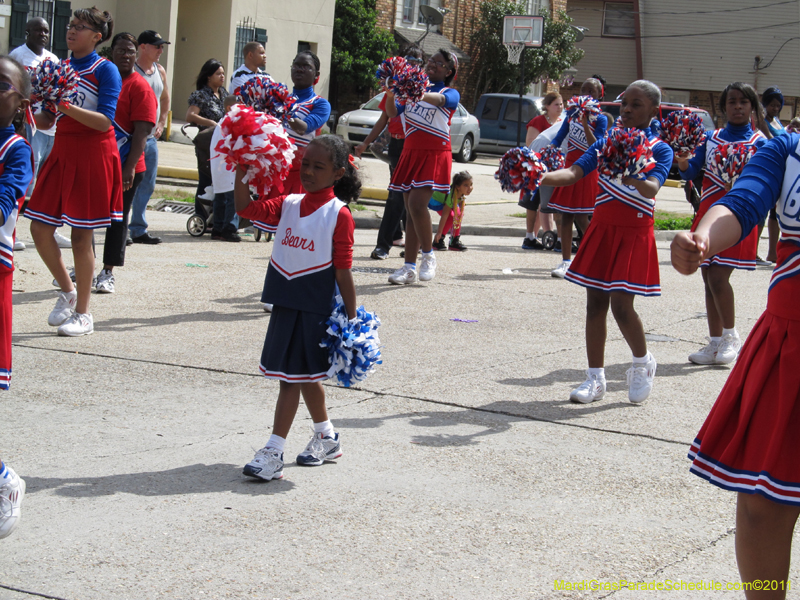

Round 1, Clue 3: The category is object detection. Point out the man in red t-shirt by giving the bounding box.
[98,32,158,294]
[354,48,423,260]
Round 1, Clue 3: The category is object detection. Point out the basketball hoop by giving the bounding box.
[506,43,525,65]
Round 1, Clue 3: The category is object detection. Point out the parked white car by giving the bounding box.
[337,92,480,163]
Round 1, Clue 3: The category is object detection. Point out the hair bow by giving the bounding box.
[348,154,359,170]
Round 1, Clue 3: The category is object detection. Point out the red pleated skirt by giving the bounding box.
[565,202,661,296]
[389,147,451,193]
[547,152,599,214]
[692,196,758,270]
[24,129,122,229]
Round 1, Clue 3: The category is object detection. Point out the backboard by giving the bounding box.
[502,15,544,48]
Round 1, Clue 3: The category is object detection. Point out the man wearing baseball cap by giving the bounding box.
[129,30,171,245]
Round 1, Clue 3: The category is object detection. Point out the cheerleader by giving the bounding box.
[234,135,360,481]
[548,77,608,278]
[540,80,673,404]
[671,132,800,600]
[385,49,460,284]
[677,82,766,365]
[24,7,121,337]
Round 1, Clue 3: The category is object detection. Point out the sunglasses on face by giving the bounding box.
[0,81,21,96]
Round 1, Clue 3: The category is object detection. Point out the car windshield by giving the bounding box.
[362,94,385,111]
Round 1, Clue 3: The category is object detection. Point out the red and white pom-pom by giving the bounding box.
[707,142,757,185]
[787,123,800,134]
[236,75,297,122]
[376,56,407,87]
[566,95,601,124]
[214,105,296,196]
[538,145,565,171]
[31,59,80,112]
[495,146,548,193]
[659,109,706,154]
[389,63,430,104]
[598,127,657,182]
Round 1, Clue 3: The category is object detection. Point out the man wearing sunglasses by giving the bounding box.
[9,18,72,251]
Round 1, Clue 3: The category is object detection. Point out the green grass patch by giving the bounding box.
[350,203,367,211]
[156,191,194,203]
[654,214,693,230]
[508,212,527,218]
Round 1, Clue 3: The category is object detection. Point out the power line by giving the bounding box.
[567,0,797,17]
[582,20,800,39]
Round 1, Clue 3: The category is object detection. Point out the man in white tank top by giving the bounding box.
[129,30,171,245]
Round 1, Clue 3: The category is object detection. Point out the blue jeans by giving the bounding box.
[25,125,55,196]
[128,137,158,238]
[212,191,239,233]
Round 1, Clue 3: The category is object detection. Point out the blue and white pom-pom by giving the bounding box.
[321,296,382,387]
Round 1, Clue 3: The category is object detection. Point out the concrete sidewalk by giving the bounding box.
[1,204,792,599]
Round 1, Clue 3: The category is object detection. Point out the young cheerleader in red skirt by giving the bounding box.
[548,77,608,278]
[677,83,766,366]
[540,80,673,404]
[672,132,800,600]
[385,49,460,284]
[25,7,122,337]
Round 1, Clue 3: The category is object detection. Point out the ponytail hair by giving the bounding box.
[73,7,114,47]
[308,135,362,203]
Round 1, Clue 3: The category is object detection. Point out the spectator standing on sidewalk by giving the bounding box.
[9,17,71,251]
[128,30,171,246]
[229,42,268,94]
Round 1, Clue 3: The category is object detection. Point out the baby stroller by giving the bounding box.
[181,123,266,241]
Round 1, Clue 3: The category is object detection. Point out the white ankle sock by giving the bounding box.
[404,262,416,270]
[587,367,605,379]
[313,420,335,438]
[266,434,286,453]
[710,336,721,343]
[526,232,534,240]
[632,352,650,364]
[722,327,737,337]
[422,250,433,256]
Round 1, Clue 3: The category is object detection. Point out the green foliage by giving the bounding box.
[469,1,585,106]
[653,215,694,230]
[331,0,396,90]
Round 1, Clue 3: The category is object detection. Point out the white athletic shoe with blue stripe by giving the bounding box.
[296,431,342,466]
[243,447,284,481]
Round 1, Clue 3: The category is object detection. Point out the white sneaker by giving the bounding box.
[13,240,24,251]
[95,269,115,294]
[689,338,718,365]
[388,264,417,285]
[419,252,437,281]
[0,466,25,539]
[296,430,342,466]
[627,354,657,403]
[53,268,96,289]
[53,230,72,248]
[715,331,742,364]
[48,290,77,326]
[262,303,273,313]
[551,260,571,278]
[57,312,93,337]
[569,372,606,403]
[242,446,284,481]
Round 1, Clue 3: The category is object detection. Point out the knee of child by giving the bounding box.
[610,296,636,322]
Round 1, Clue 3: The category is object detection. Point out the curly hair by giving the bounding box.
[307,135,362,203]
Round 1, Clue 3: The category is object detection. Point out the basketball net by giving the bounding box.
[506,43,524,65]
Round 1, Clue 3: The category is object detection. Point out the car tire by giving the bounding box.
[456,134,473,163]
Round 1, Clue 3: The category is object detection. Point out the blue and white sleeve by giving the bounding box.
[572,138,605,177]
[0,143,32,223]
[680,138,707,181]
[550,118,570,148]
[302,97,331,132]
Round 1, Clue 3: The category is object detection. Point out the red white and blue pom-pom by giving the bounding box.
[659,109,706,154]
[214,105,296,196]
[321,296,382,388]
[384,61,430,104]
[376,56,408,87]
[495,146,548,193]
[30,58,79,112]
[236,75,297,122]
[598,127,657,182]
[566,95,601,124]
[538,145,565,171]
[707,142,757,185]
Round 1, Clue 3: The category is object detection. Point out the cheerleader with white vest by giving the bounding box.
[234,135,359,482]
[677,82,767,366]
[672,132,800,600]
[540,80,674,405]
[385,49,460,285]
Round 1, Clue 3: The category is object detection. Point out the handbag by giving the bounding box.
[369,125,391,162]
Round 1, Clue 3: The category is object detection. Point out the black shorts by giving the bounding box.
[518,189,540,211]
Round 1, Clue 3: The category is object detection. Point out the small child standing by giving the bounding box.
[431,171,472,251]
[0,55,35,538]
[234,135,360,481]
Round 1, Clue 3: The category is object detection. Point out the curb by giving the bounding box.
[353,215,684,241]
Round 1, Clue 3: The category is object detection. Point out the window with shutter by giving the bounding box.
[602,2,635,38]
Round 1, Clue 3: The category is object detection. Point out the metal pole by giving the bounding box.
[516,46,527,146]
